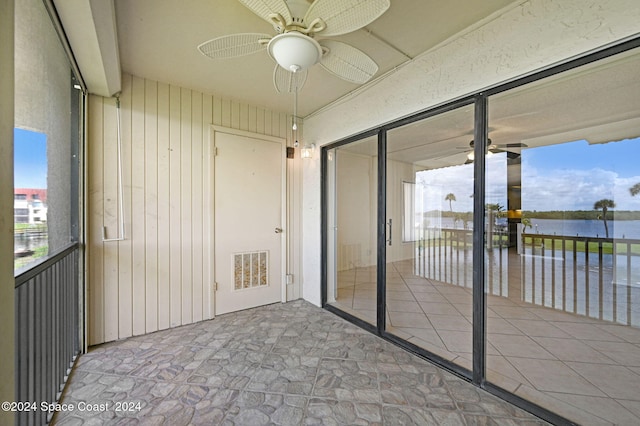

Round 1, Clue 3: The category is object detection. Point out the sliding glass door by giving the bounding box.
[322,42,640,425]
[384,106,475,371]
[326,135,378,326]
[484,47,640,425]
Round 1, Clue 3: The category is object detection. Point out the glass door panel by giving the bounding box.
[385,106,475,370]
[486,48,640,425]
[326,136,378,325]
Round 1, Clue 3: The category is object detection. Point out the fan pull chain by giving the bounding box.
[293,83,299,147]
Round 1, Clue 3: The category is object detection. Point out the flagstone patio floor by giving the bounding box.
[53,299,547,425]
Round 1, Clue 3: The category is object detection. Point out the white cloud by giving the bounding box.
[522,166,640,211]
[416,155,640,212]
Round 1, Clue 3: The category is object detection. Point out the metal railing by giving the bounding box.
[522,233,640,326]
[415,227,510,296]
[15,242,81,425]
[414,228,640,326]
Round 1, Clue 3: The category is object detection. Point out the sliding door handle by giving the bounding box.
[387,219,393,246]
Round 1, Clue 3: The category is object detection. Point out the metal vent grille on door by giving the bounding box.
[234,251,269,290]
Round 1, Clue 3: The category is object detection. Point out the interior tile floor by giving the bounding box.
[331,260,640,426]
[53,300,547,425]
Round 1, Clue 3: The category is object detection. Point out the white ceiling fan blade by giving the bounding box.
[493,142,528,148]
[197,33,271,59]
[304,0,390,36]
[319,40,378,84]
[273,64,307,93]
[237,0,292,28]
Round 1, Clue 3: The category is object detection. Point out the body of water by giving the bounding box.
[529,218,640,240]
[431,217,640,240]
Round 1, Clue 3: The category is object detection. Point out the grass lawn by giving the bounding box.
[419,232,640,256]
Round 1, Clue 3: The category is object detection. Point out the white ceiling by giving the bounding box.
[113,0,516,117]
[338,49,640,169]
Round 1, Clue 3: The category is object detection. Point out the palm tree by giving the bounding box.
[630,183,640,196]
[593,199,615,238]
[485,203,504,217]
[445,193,456,212]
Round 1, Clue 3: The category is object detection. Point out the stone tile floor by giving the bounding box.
[53,300,547,425]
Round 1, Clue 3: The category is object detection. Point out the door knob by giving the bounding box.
[275,227,283,233]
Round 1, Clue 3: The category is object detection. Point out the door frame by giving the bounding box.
[209,125,287,317]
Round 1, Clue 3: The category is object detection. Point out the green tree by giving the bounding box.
[445,193,456,212]
[630,183,640,196]
[521,217,532,231]
[593,199,615,238]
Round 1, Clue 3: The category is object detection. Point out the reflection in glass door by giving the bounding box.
[384,106,475,370]
[484,48,640,425]
[326,136,378,326]
[323,42,640,425]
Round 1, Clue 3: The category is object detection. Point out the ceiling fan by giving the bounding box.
[197,0,391,93]
[460,139,528,164]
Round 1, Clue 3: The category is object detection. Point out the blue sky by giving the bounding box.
[14,128,47,189]
[524,139,639,178]
[417,137,640,212]
[521,138,640,211]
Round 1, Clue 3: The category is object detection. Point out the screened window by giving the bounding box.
[14,0,81,272]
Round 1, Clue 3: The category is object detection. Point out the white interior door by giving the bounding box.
[213,128,285,315]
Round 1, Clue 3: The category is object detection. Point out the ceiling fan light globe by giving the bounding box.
[268,32,322,72]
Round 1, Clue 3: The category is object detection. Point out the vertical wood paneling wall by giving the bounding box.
[88,73,302,345]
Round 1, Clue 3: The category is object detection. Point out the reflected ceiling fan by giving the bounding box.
[197,0,390,93]
[459,139,528,164]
